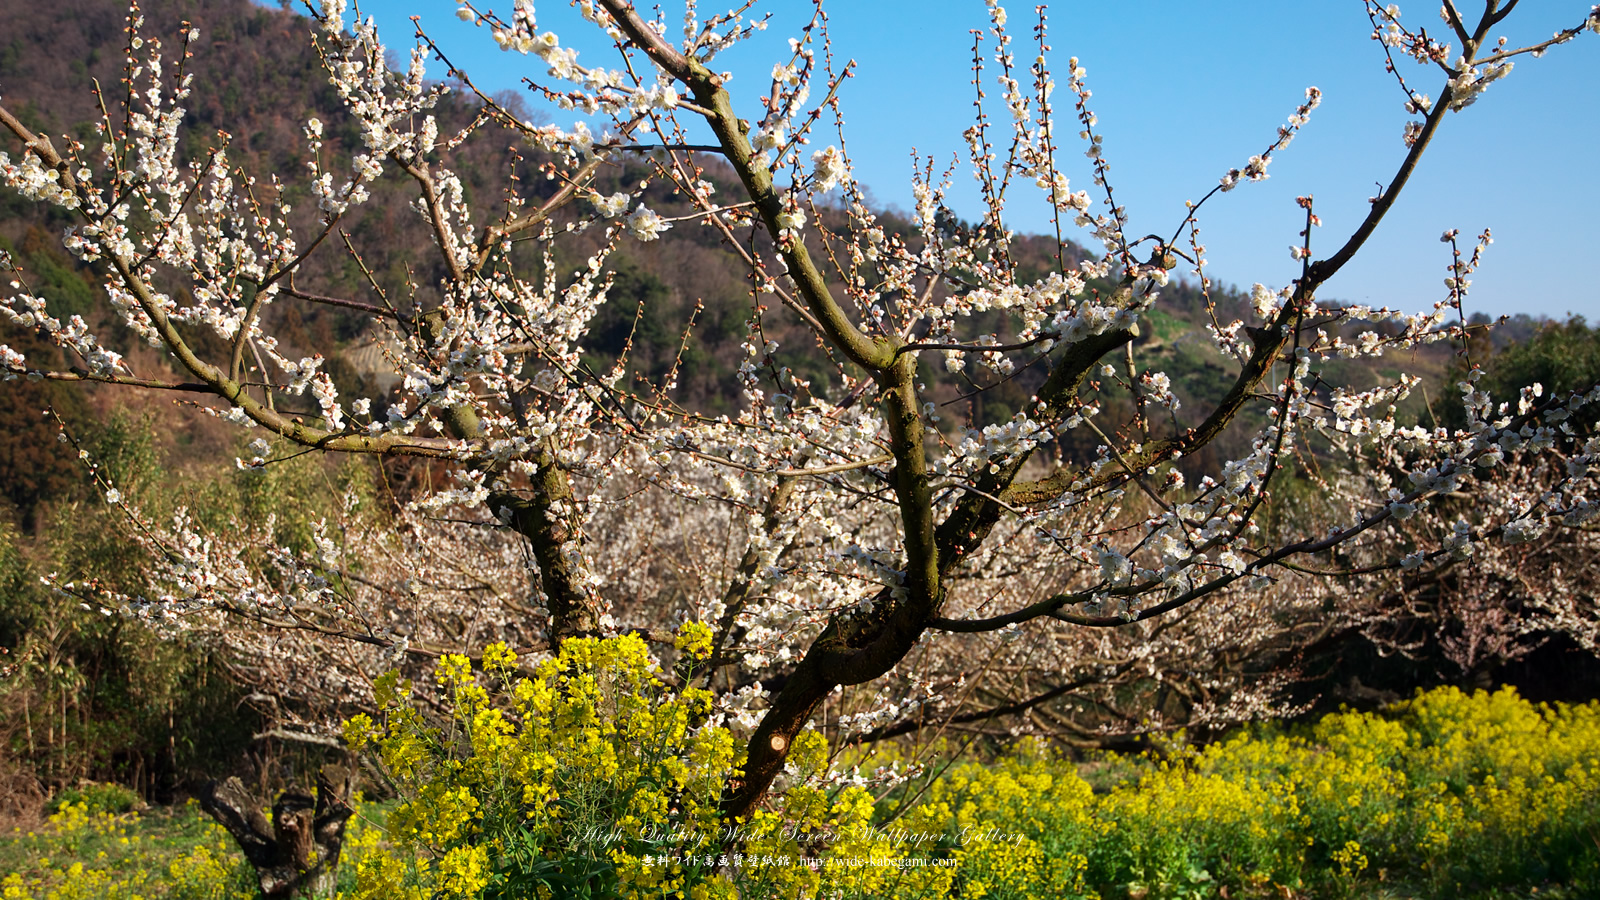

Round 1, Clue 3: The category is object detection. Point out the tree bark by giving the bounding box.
[197,766,355,899]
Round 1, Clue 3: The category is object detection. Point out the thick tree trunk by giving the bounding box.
[197,767,355,899]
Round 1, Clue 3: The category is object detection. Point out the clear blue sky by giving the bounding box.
[337,1,1598,321]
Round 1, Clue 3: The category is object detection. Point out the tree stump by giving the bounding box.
[197,766,355,899]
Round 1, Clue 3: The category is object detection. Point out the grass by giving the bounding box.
[2,796,256,900]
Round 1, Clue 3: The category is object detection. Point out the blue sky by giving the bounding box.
[340,1,1598,321]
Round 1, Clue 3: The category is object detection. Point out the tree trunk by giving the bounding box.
[197,766,355,899]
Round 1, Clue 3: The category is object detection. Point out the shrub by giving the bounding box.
[5,652,1597,899]
[343,629,981,899]
[45,782,140,816]
[343,637,1600,900]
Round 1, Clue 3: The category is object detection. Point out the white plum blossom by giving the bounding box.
[775,206,806,244]
[810,145,846,192]
[1098,548,1132,584]
[625,204,670,241]
[590,190,630,217]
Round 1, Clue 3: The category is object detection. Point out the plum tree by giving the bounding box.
[1,0,1597,823]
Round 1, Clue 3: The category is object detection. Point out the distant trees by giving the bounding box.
[0,0,1597,827]
[1485,317,1600,421]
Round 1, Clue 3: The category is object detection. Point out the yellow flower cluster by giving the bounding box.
[346,630,1073,899]
[674,621,716,661]
[1,800,254,900]
[343,631,745,899]
[5,668,1597,899]
[342,635,1600,900]
[1083,685,1600,896]
[895,741,1095,899]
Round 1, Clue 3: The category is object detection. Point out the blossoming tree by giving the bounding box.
[2,0,1598,823]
